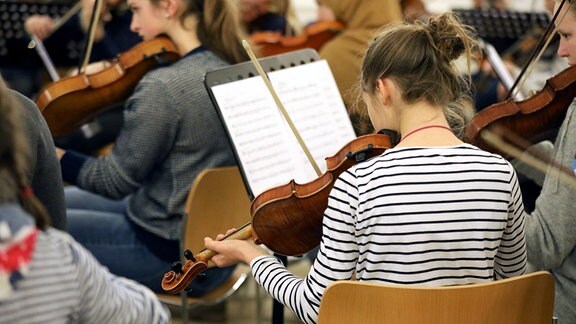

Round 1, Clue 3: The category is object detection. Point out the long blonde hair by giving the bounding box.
[359,13,480,138]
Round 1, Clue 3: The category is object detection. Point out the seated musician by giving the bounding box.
[0,80,169,323]
[466,0,567,214]
[514,1,576,322]
[57,0,249,295]
[25,0,141,156]
[316,0,403,135]
[205,13,528,324]
[24,0,140,62]
[239,0,294,35]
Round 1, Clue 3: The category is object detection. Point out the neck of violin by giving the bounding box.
[195,223,255,262]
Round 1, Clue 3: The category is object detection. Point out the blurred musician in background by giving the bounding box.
[25,0,140,62]
[24,0,141,156]
[238,0,294,35]
[315,0,403,135]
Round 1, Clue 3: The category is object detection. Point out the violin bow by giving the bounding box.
[26,1,83,82]
[242,39,322,176]
[28,35,60,81]
[481,130,576,189]
[507,0,572,100]
[78,0,105,74]
[27,1,83,49]
[481,40,524,100]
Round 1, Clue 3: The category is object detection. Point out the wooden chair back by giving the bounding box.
[182,166,251,259]
[317,271,555,324]
[157,166,252,323]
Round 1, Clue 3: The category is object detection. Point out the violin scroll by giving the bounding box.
[161,223,257,294]
[161,251,208,294]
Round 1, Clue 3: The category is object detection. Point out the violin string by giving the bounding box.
[480,131,576,188]
[79,0,105,74]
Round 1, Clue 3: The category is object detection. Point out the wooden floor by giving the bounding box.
[168,258,312,324]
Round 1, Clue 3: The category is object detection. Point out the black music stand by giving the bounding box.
[454,8,551,53]
[204,48,344,324]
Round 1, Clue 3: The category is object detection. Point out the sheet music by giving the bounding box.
[210,60,356,197]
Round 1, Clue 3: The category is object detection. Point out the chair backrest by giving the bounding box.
[317,271,555,324]
[182,166,252,258]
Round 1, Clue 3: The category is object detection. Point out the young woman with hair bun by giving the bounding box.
[205,13,528,324]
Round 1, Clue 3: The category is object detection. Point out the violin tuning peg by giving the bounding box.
[196,273,207,284]
[183,249,196,262]
[171,261,183,274]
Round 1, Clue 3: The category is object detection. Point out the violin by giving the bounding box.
[465,0,575,157]
[249,20,344,57]
[36,36,180,136]
[465,62,576,157]
[161,132,394,294]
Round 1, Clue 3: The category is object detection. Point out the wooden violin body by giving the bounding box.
[250,134,392,256]
[250,21,344,57]
[36,36,180,136]
[465,64,576,155]
[161,133,394,294]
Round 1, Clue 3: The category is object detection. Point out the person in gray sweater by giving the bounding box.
[513,1,576,322]
[0,76,67,230]
[58,0,251,293]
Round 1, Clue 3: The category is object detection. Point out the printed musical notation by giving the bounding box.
[210,60,356,197]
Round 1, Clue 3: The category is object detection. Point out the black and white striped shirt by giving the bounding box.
[0,206,169,324]
[251,144,527,324]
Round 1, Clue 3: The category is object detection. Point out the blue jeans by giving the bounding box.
[65,187,235,295]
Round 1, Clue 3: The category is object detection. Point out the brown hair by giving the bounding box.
[152,0,251,64]
[359,12,479,138]
[0,77,50,229]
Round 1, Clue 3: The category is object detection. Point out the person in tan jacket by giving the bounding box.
[317,0,403,134]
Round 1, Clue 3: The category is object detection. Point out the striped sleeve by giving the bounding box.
[494,163,527,279]
[70,236,171,324]
[251,170,359,324]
